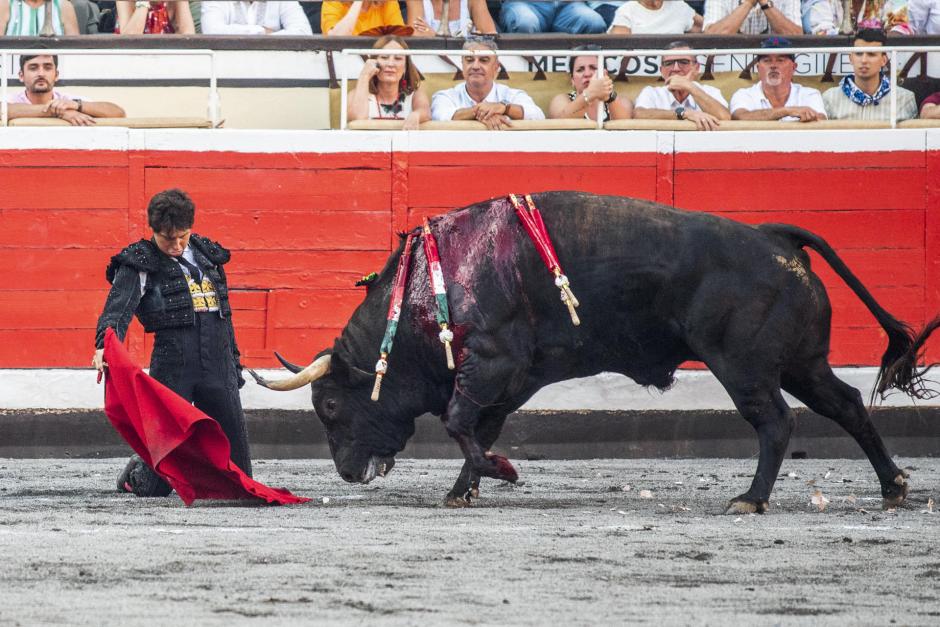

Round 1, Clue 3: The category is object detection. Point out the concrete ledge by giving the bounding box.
[2,406,938,460]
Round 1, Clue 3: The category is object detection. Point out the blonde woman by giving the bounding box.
[347,35,431,130]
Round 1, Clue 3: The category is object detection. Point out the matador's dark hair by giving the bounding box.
[147,188,195,233]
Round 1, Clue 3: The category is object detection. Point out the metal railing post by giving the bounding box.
[2,52,8,127]
[209,51,220,128]
[596,52,604,130]
[889,49,898,130]
[340,51,348,130]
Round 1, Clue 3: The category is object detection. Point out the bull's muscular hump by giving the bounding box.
[254,192,939,513]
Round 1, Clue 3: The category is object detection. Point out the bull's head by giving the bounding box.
[249,347,424,484]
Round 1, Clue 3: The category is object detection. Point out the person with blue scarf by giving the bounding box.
[822,28,917,122]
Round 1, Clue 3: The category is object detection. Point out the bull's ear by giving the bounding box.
[330,352,375,388]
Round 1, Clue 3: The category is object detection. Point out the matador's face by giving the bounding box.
[153,229,192,258]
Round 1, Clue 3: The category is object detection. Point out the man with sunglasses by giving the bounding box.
[634,42,730,131]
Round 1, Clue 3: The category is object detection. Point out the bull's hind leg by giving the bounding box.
[782,363,909,509]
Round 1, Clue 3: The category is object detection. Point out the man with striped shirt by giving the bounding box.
[822,29,917,122]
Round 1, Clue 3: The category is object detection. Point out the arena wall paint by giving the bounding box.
[0,128,937,412]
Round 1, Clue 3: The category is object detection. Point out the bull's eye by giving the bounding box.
[325,399,337,413]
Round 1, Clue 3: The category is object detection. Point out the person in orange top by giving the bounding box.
[322,0,406,35]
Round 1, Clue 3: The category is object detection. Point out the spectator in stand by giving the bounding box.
[609,0,703,34]
[8,54,126,126]
[909,0,940,33]
[704,0,802,34]
[73,0,100,33]
[730,37,827,122]
[201,0,312,35]
[116,1,195,34]
[857,0,913,34]
[548,49,633,122]
[588,2,626,28]
[822,29,917,121]
[431,39,545,129]
[0,0,79,35]
[406,0,497,36]
[348,35,431,129]
[499,1,607,34]
[801,0,843,34]
[322,1,405,35]
[634,42,730,131]
[919,91,940,118]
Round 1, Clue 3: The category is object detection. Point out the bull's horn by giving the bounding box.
[275,351,304,374]
[248,354,331,391]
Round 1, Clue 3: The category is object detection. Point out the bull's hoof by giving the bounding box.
[482,451,518,483]
[444,493,473,508]
[725,497,769,515]
[469,487,480,499]
[882,472,911,509]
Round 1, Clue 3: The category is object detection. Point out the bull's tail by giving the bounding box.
[760,223,939,402]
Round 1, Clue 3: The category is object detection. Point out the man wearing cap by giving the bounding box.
[730,37,827,122]
[633,42,730,131]
[821,28,917,122]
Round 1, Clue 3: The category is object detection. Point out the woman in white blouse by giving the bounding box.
[347,35,431,130]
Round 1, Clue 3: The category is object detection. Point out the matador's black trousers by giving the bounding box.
[118,312,252,497]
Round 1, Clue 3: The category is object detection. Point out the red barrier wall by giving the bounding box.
[1,135,935,369]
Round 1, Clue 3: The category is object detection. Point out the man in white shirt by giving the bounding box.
[703,0,802,34]
[633,42,731,131]
[730,37,827,122]
[909,0,940,34]
[431,40,545,130]
[200,0,313,35]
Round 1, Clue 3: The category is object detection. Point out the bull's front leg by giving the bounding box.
[445,411,510,507]
[442,361,521,504]
[444,396,518,484]
[440,327,532,505]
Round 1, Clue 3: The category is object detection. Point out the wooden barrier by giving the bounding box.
[8,117,212,128]
[350,119,900,132]
[0,129,935,369]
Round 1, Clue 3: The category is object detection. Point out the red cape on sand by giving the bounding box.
[102,328,309,506]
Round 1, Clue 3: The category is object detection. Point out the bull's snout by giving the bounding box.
[340,456,396,484]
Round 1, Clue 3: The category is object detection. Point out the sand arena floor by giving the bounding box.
[1,457,939,626]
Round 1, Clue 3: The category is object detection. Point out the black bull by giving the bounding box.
[252,191,938,513]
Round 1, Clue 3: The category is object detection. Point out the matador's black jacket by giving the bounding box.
[95,234,252,496]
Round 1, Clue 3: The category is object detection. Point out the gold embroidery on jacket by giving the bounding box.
[186,274,219,312]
